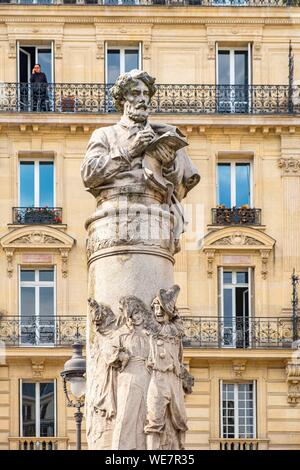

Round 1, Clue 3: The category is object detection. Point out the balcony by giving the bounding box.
[0,315,86,347]
[0,83,299,115]
[0,0,299,6]
[182,316,299,348]
[211,207,262,226]
[13,207,63,225]
[0,314,298,348]
[9,437,69,450]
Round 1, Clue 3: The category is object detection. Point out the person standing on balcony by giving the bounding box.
[30,64,48,112]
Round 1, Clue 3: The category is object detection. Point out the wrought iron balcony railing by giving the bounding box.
[0,316,85,347]
[0,0,299,7]
[183,316,299,348]
[211,207,262,225]
[0,83,299,114]
[13,207,63,225]
[0,315,298,348]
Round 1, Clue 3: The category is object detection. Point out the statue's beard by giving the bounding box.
[125,104,149,123]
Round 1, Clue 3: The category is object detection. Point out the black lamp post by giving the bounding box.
[61,341,86,450]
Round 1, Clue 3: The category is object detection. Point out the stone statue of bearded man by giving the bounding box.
[81,70,200,218]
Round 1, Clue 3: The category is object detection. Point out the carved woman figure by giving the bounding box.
[111,296,157,450]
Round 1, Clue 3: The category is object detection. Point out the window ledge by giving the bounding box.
[207,224,266,232]
[7,223,68,230]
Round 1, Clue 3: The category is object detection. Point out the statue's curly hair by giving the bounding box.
[110,69,157,112]
[118,295,159,333]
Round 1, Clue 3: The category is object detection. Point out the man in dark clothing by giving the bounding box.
[30,64,48,111]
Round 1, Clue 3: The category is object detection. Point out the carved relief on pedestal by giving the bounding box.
[86,285,193,451]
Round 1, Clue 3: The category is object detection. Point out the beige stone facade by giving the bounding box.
[0,2,300,450]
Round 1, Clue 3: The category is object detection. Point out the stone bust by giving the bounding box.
[81,69,200,205]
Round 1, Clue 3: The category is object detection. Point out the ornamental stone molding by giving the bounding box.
[0,226,75,277]
[278,157,300,176]
[232,360,247,377]
[31,360,45,378]
[2,17,300,26]
[286,361,300,406]
[202,227,275,279]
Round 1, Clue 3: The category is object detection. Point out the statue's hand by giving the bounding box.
[127,129,156,158]
[151,143,176,167]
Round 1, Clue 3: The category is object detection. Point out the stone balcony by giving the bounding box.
[209,438,270,450]
[9,437,69,450]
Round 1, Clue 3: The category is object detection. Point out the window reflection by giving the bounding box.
[22,382,55,437]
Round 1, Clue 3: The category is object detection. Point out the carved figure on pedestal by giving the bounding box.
[86,299,120,450]
[145,285,191,450]
[111,296,157,450]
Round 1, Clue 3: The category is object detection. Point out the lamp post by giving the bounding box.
[61,341,86,450]
[291,268,299,343]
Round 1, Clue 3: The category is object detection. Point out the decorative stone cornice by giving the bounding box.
[1,16,300,26]
[0,226,75,277]
[202,227,276,279]
[278,157,300,176]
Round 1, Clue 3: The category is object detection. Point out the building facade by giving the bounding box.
[0,0,300,450]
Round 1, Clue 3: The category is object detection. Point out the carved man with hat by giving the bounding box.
[144,285,189,450]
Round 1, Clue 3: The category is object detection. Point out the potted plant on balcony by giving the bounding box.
[24,207,62,224]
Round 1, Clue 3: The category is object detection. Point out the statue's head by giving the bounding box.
[110,69,157,123]
[151,285,181,324]
[118,295,149,327]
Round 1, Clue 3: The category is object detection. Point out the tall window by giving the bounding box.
[106,46,140,84]
[20,268,55,345]
[19,160,54,207]
[21,381,55,437]
[216,45,251,113]
[221,382,256,439]
[18,43,53,83]
[219,268,252,348]
[217,162,251,208]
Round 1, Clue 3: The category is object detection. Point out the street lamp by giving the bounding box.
[61,341,86,450]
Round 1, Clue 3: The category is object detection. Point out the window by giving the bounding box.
[106,46,141,84]
[21,381,55,437]
[221,382,256,439]
[217,162,251,208]
[19,160,54,208]
[19,268,55,345]
[218,268,252,348]
[18,43,53,83]
[216,45,251,113]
